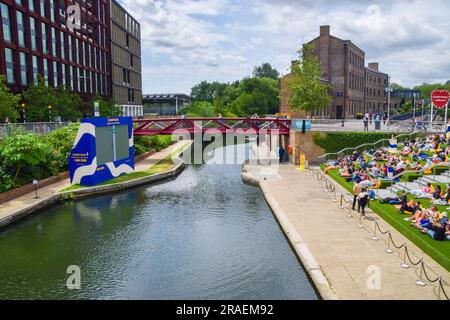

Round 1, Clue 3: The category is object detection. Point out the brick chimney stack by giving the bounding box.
[368,62,379,72]
[320,25,330,37]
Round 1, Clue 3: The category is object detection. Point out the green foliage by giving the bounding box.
[287,44,332,114]
[23,75,58,122]
[185,76,279,117]
[0,131,48,180]
[313,132,394,154]
[134,135,175,156]
[179,101,216,117]
[414,82,450,99]
[0,75,20,122]
[190,81,229,103]
[252,63,279,80]
[55,86,83,121]
[43,123,80,172]
[92,94,123,117]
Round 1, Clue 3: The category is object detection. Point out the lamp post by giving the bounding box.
[21,103,26,123]
[385,80,393,126]
[48,105,52,122]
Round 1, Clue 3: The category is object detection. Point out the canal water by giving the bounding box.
[0,144,317,299]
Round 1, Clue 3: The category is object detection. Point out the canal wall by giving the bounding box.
[0,141,192,230]
[241,163,338,300]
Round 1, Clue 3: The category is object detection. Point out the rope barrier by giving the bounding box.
[308,167,449,300]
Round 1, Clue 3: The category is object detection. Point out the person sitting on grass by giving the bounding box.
[420,220,447,241]
[411,183,433,198]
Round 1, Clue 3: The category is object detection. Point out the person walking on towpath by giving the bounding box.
[352,181,363,211]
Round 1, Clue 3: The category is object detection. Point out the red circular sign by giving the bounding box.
[431,90,450,110]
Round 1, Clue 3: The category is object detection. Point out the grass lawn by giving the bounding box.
[61,143,189,192]
[320,164,450,271]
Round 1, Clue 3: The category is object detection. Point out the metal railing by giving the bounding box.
[0,122,70,139]
[318,131,427,162]
[308,167,449,300]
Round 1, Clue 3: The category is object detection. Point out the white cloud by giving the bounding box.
[119,0,450,93]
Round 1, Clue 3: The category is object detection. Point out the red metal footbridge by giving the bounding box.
[133,117,291,136]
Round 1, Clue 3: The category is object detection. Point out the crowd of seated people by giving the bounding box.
[323,132,450,242]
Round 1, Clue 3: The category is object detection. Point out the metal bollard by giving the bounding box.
[372,222,379,241]
[340,195,345,209]
[415,262,427,286]
[385,233,393,253]
[400,246,410,269]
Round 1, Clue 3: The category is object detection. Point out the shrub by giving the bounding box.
[313,132,394,154]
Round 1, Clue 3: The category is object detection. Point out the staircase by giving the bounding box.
[375,169,450,199]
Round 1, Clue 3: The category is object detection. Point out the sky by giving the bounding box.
[118,0,450,94]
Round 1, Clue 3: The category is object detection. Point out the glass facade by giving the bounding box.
[17,11,25,47]
[5,48,15,84]
[30,17,37,50]
[41,22,47,54]
[1,3,11,42]
[32,55,38,82]
[20,52,27,85]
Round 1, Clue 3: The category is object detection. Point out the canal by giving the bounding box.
[0,144,317,299]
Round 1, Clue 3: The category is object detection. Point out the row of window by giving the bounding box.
[349,72,364,92]
[367,74,387,85]
[124,11,139,39]
[1,2,109,54]
[366,87,386,97]
[348,99,387,115]
[5,48,108,95]
[349,50,364,70]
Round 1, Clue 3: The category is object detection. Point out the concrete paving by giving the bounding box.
[246,163,450,300]
[0,140,190,225]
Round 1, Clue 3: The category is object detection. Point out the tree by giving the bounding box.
[239,77,279,114]
[190,81,228,102]
[55,86,83,121]
[179,101,215,117]
[23,75,57,122]
[390,83,408,90]
[253,63,280,80]
[0,75,20,122]
[0,132,48,180]
[287,44,332,114]
[414,83,450,99]
[92,94,122,117]
[231,92,269,116]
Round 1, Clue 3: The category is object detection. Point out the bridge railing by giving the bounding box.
[291,119,446,133]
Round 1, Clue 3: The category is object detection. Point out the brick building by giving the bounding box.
[0,0,142,117]
[280,25,389,119]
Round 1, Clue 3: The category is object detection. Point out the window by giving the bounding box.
[77,68,80,92]
[15,0,24,6]
[43,58,49,85]
[30,17,37,50]
[75,38,79,63]
[32,55,38,82]
[51,27,56,56]
[88,44,91,67]
[69,66,73,89]
[126,34,129,47]
[40,0,45,17]
[94,47,97,69]
[61,64,66,86]
[41,23,48,53]
[130,54,134,68]
[1,4,11,43]
[60,31,65,60]
[81,41,85,65]
[5,48,15,84]
[17,11,25,47]
[53,61,58,86]
[20,52,27,85]
[29,0,34,11]
[83,69,87,93]
[50,0,54,22]
[68,36,72,62]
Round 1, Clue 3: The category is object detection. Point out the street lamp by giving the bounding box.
[21,103,26,123]
[48,105,52,122]
[385,79,393,125]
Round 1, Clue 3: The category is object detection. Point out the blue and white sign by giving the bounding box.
[69,117,135,186]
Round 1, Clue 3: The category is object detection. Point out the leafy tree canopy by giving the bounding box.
[287,44,332,114]
[0,75,20,122]
[252,63,280,80]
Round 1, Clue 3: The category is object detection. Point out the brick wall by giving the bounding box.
[289,130,326,166]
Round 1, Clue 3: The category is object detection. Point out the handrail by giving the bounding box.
[318,131,426,161]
